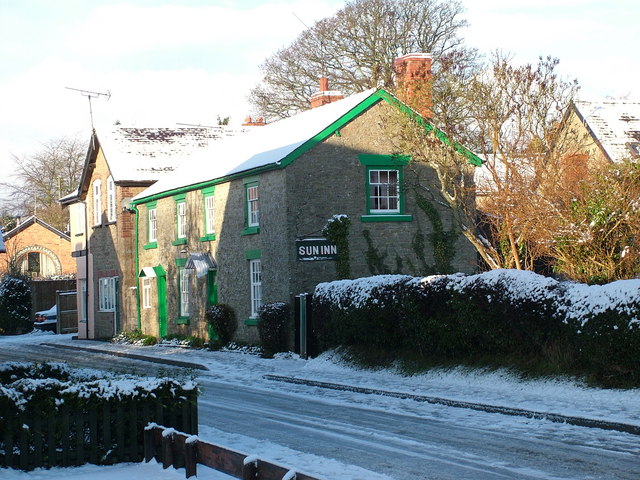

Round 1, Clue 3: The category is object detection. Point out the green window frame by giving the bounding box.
[172,194,188,246]
[175,257,190,324]
[242,177,260,235]
[144,201,158,249]
[200,186,216,242]
[359,154,413,222]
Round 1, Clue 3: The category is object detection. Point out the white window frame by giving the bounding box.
[76,202,86,235]
[148,208,157,243]
[369,169,400,213]
[205,194,215,235]
[177,201,187,239]
[247,185,259,227]
[249,259,262,318]
[93,179,102,226]
[99,276,117,312]
[179,267,191,317]
[107,176,116,222]
[142,277,152,309]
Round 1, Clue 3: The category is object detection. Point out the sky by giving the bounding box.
[0,0,638,203]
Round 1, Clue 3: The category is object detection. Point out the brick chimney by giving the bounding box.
[309,77,344,109]
[242,116,266,126]
[394,53,433,118]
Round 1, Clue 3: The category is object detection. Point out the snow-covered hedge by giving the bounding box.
[313,270,640,386]
[0,362,197,415]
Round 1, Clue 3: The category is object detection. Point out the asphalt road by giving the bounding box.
[2,342,638,480]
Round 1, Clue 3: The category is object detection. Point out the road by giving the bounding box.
[1,341,638,479]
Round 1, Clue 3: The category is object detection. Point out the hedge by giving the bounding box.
[313,270,640,387]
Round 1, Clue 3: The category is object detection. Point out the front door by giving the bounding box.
[157,274,167,338]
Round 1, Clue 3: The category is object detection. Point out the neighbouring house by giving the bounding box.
[560,99,640,174]
[0,216,74,278]
[131,53,481,345]
[61,125,242,339]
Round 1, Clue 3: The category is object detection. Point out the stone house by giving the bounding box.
[132,54,481,344]
[61,125,240,339]
[0,216,74,278]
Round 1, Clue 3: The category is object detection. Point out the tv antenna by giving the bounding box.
[65,86,111,130]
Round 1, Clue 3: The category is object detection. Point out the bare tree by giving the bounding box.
[386,53,581,271]
[1,136,86,231]
[248,0,477,119]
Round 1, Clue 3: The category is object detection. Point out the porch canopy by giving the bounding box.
[184,252,217,278]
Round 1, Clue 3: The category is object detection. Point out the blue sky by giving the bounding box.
[0,0,637,202]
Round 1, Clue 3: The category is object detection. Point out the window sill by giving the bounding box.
[176,316,190,325]
[199,234,216,242]
[360,214,413,223]
[171,238,188,246]
[244,317,261,326]
[143,242,158,250]
[241,226,260,236]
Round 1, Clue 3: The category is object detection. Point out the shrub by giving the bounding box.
[205,304,237,348]
[314,270,640,386]
[0,275,31,335]
[258,302,290,357]
[113,329,157,346]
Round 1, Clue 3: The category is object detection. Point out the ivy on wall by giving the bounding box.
[415,192,458,274]
[323,214,352,279]
[361,193,459,276]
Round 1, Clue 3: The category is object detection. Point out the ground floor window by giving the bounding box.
[179,267,192,318]
[99,276,117,312]
[249,259,262,318]
[142,277,152,309]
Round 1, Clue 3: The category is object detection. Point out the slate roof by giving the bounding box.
[60,124,244,204]
[573,100,640,162]
[97,125,243,183]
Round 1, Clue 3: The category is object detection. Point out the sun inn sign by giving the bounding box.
[296,238,338,261]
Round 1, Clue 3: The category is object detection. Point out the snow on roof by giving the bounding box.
[574,99,640,162]
[96,124,245,183]
[133,89,378,201]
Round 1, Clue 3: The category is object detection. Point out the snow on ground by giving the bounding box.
[1,331,639,479]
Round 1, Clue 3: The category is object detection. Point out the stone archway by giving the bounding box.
[12,245,63,277]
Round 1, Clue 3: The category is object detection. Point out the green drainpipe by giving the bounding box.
[133,204,141,331]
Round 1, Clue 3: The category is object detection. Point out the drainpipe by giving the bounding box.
[133,204,141,330]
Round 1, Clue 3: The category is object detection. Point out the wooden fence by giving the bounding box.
[0,393,198,471]
[144,425,321,480]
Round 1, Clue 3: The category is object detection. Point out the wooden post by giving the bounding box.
[143,426,156,463]
[184,438,198,478]
[161,430,174,470]
[243,455,258,480]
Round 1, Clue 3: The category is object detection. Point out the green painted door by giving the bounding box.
[157,274,167,338]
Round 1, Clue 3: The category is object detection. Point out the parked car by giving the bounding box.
[33,305,57,332]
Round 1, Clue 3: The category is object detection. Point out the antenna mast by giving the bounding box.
[65,87,111,130]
